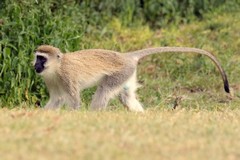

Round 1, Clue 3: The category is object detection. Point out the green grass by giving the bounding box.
[0,1,240,160]
[0,108,240,160]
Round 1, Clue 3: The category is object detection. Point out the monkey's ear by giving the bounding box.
[57,54,62,59]
[34,49,40,54]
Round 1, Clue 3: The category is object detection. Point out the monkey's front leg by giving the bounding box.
[44,96,63,109]
[65,92,81,110]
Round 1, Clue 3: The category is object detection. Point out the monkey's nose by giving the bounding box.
[35,65,44,73]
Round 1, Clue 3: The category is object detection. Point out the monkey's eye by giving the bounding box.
[37,55,47,63]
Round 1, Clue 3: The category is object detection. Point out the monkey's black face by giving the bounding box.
[34,55,47,73]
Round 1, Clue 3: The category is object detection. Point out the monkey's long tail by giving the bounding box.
[126,47,230,93]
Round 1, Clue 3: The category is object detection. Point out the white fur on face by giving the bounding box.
[34,52,59,77]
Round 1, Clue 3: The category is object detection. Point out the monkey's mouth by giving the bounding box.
[34,65,44,73]
[35,68,44,73]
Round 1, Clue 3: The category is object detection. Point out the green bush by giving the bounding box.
[143,0,226,27]
[0,0,86,106]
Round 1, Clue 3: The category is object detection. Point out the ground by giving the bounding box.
[0,108,239,160]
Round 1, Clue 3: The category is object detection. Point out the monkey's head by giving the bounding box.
[34,45,63,76]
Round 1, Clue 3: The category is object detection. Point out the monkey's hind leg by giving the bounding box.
[90,77,127,110]
[90,65,136,111]
[90,85,120,110]
[119,72,144,112]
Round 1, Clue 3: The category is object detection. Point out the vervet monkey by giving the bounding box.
[34,45,229,112]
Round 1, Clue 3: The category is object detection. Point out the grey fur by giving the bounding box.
[91,60,136,110]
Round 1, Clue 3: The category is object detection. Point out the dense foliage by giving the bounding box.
[0,0,238,107]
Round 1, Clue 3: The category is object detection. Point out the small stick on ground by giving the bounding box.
[173,96,183,109]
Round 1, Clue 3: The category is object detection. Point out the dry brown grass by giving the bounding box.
[0,108,239,160]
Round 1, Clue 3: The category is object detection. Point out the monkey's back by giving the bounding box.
[60,49,127,88]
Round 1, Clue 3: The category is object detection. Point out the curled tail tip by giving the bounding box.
[224,82,230,93]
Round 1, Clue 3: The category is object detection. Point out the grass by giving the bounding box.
[0,108,240,160]
[80,3,240,110]
[1,1,240,160]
